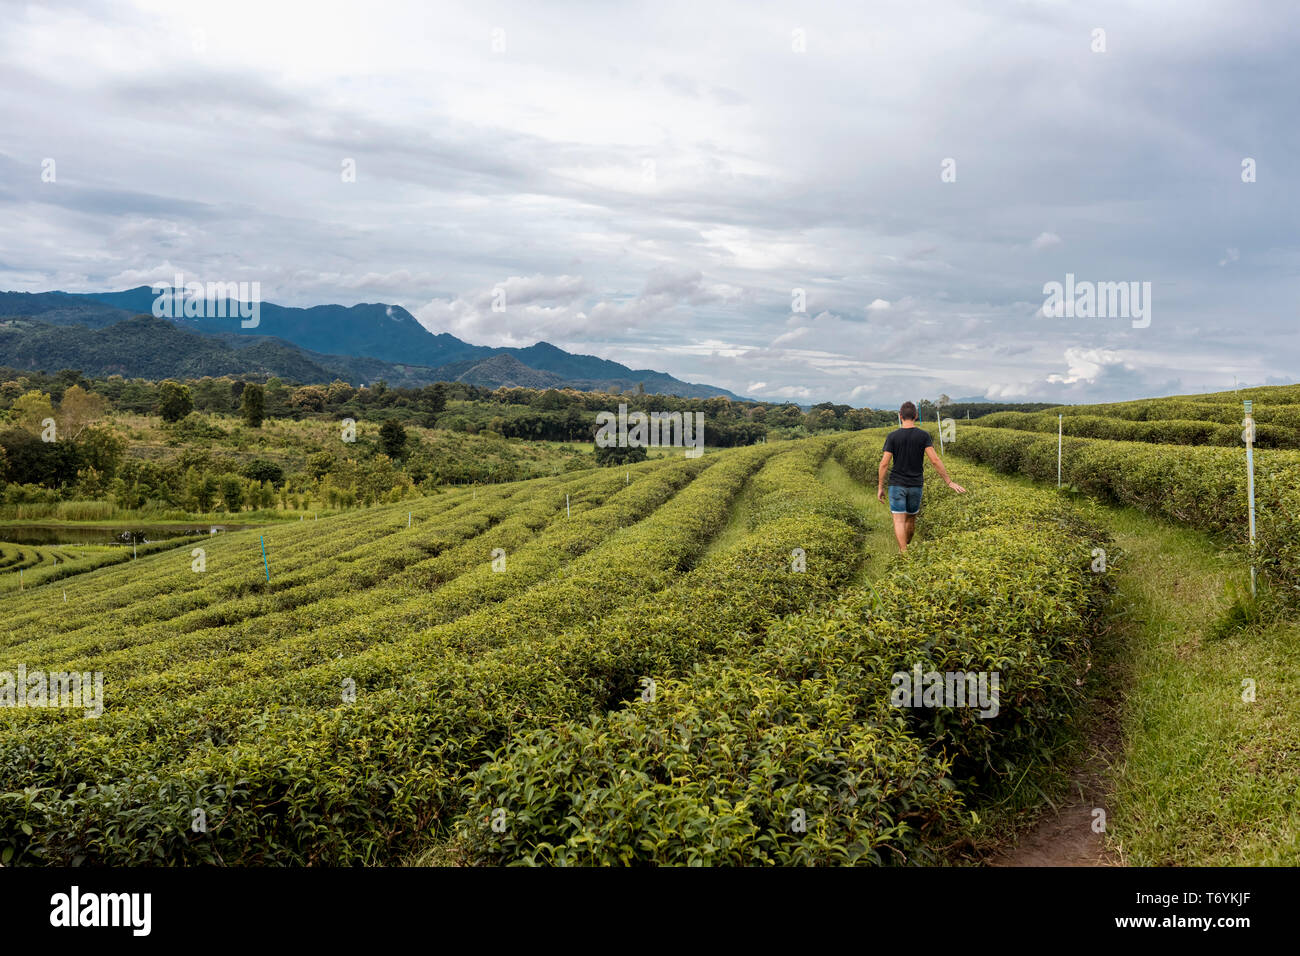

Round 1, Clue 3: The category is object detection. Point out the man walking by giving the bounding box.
[877,401,966,552]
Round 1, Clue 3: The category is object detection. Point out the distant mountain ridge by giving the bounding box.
[0,288,744,399]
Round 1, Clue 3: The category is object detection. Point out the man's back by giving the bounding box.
[882,426,933,488]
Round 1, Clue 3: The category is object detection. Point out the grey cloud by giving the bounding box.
[0,0,1296,403]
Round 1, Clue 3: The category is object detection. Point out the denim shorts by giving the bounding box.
[888,485,923,515]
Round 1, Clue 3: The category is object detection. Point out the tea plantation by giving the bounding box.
[0,416,1295,866]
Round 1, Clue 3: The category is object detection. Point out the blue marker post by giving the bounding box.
[260,535,271,582]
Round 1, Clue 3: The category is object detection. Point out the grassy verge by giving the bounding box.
[1103,507,1300,865]
[945,457,1300,866]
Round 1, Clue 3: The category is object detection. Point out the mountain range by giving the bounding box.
[0,288,744,399]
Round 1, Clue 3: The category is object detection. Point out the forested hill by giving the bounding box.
[0,288,745,399]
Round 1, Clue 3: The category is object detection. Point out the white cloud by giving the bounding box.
[1030,232,1062,251]
[1046,347,1130,386]
[771,326,811,347]
[494,274,589,306]
[984,382,1033,399]
[101,261,186,288]
[753,384,814,400]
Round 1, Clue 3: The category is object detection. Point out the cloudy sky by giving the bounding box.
[2,0,1297,405]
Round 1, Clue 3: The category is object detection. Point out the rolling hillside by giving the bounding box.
[0,434,1117,865]
[1,381,1297,867]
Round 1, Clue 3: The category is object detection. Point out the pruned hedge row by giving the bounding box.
[2,441,820,864]
[949,426,1300,598]
[1,461,668,673]
[1043,397,1300,431]
[1171,384,1300,407]
[0,541,180,594]
[0,544,70,572]
[448,437,1109,865]
[1041,386,1300,419]
[975,411,1299,450]
[0,481,483,643]
[0,467,614,652]
[0,453,728,745]
[2,462,701,718]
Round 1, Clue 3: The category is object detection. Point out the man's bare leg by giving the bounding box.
[892,513,910,552]
[905,514,917,545]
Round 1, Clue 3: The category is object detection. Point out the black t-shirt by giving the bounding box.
[882,427,933,488]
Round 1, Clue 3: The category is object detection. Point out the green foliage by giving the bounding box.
[10,390,55,434]
[976,410,1300,449]
[241,383,265,428]
[241,458,284,486]
[0,429,1204,866]
[0,429,81,486]
[0,442,870,864]
[157,381,193,423]
[378,419,407,459]
[950,426,1300,602]
[419,383,446,426]
[592,442,648,466]
[219,474,245,512]
[451,435,1109,865]
[0,538,175,592]
[171,413,227,442]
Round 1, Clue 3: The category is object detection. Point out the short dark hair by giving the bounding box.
[899,401,918,421]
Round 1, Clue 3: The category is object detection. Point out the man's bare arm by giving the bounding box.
[877,451,892,502]
[925,446,967,493]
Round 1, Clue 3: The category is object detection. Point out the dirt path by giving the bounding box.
[993,591,1128,866]
[991,725,1123,867]
[816,455,899,586]
[992,508,1140,868]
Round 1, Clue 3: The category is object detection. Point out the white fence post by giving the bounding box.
[1244,400,1257,598]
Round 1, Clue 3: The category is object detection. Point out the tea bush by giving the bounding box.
[0,443,802,863]
[0,432,1122,865]
[452,437,1109,865]
[0,541,161,593]
[950,426,1300,599]
[975,411,1299,449]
